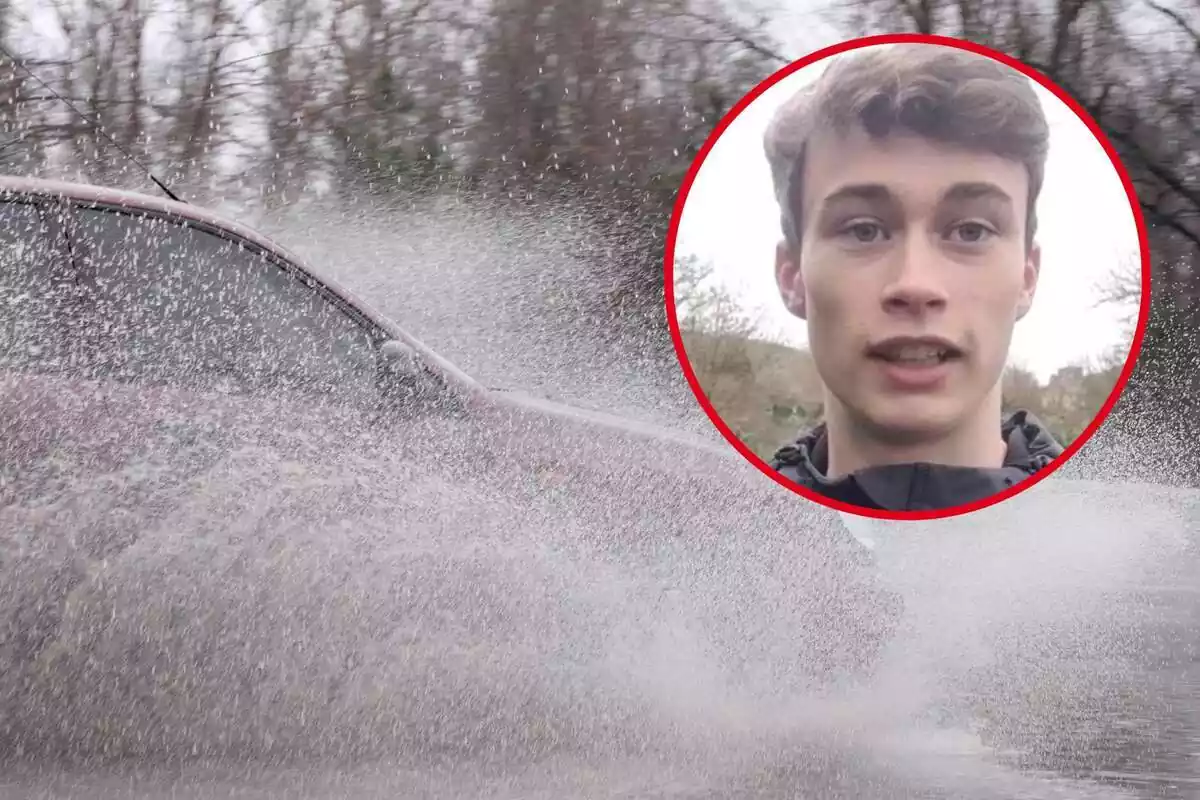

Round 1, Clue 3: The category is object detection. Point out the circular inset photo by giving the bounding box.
[667,34,1150,520]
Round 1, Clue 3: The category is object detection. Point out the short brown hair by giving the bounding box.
[764,43,1050,249]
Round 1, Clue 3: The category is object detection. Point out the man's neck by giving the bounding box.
[823,399,1008,479]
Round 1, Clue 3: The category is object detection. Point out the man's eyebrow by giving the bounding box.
[813,181,1016,215]
[819,183,894,209]
[941,182,1014,206]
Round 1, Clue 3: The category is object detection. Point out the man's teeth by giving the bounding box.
[887,346,947,363]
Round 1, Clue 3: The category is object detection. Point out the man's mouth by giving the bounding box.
[866,338,964,366]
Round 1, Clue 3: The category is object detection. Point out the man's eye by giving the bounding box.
[947,221,996,244]
[840,221,887,243]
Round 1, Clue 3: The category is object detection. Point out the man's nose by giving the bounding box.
[880,236,949,314]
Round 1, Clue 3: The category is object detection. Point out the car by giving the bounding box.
[0,175,896,763]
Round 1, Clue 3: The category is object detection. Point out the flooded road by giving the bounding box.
[0,748,1183,800]
[2,662,1196,800]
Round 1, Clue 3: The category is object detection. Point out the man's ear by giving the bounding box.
[1015,243,1041,321]
[775,241,807,320]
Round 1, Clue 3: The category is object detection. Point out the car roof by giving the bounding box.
[0,175,309,267]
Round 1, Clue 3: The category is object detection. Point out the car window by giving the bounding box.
[59,206,379,401]
[0,199,74,372]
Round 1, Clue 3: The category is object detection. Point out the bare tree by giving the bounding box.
[248,0,325,204]
[319,0,464,193]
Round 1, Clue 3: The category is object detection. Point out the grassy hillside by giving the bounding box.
[679,330,824,459]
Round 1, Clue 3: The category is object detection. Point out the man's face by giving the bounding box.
[776,126,1041,443]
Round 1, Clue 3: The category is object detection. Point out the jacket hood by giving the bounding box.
[771,410,1065,512]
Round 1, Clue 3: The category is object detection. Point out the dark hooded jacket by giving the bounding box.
[770,410,1064,512]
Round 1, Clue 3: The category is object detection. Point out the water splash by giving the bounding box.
[2,192,1197,797]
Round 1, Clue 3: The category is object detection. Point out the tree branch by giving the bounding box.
[671,7,791,64]
[1144,0,1200,54]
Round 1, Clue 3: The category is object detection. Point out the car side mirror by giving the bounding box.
[379,339,421,373]
[374,339,464,416]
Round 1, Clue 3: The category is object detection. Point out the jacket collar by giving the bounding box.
[772,410,1064,511]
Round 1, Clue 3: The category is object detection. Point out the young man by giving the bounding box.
[764,43,1064,512]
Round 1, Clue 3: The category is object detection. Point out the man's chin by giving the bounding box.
[849,402,965,448]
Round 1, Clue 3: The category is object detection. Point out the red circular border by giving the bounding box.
[664,32,1153,522]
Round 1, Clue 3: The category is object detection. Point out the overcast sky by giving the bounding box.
[675,51,1142,384]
